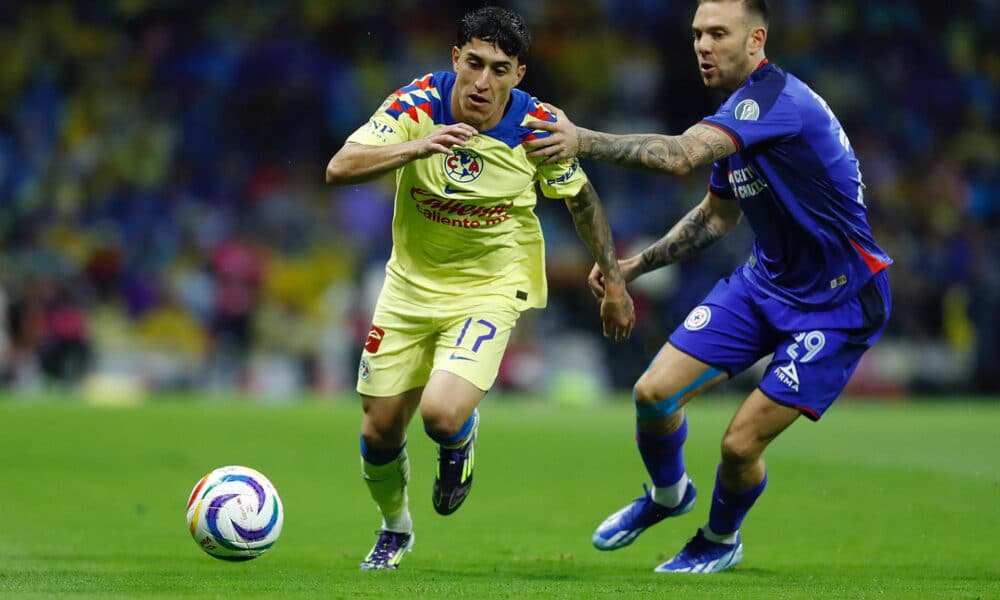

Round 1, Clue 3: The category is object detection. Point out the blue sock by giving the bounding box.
[425,410,477,449]
[636,417,688,487]
[708,465,767,536]
[360,435,405,466]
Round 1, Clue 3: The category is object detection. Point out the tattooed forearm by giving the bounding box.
[565,182,624,283]
[639,206,724,274]
[577,124,735,176]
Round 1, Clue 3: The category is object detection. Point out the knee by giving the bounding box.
[632,376,657,407]
[719,430,762,466]
[361,407,407,448]
[361,422,394,450]
[419,402,465,436]
[633,373,688,424]
[633,371,675,407]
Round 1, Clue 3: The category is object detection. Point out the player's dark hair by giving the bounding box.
[699,0,770,27]
[458,6,532,60]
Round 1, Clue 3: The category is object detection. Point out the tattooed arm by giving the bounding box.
[523,105,736,175]
[588,190,743,298]
[565,181,636,341]
[576,123,735,176]
[634,191,742,277]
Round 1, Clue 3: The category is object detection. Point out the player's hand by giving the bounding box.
[588,263,608,301]
[600,282,635,342]
[522,103,580,165]
[415,123,478,158]
[587,256,642,300]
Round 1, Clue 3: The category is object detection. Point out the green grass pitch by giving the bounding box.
[0,394,997,599]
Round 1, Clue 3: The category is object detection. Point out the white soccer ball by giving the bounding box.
[185,465,284,561]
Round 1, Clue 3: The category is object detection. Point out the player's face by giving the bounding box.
[451,38,526,131]
[692,2,763,92]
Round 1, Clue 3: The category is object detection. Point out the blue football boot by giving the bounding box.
[654,528,742,573]
[592,481,697,550]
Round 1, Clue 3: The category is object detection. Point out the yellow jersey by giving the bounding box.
[346,71,588,311]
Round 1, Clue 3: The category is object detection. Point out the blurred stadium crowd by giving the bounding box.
[1,1,998,399]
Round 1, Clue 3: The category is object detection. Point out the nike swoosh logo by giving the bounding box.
[449,352,477,362]
[444,184,463,194]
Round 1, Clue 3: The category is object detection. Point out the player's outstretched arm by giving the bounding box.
[587,191,742,298]
[564,181,635,341]
[636,190,742,274]
[524,105,736,175]
[325,123,478,186]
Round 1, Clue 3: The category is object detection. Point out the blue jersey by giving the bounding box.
[703,61,891,309]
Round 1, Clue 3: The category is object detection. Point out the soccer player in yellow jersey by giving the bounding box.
[325,6,636,570]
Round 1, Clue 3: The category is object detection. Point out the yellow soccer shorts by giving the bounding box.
[356,294,521,397]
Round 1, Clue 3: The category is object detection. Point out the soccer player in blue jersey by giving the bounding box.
[524,0,892,573]
[326,7,635,570]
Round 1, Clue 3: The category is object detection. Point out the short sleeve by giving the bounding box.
[708,161,736,199]
[536,157,588,199]
[701,68,801,151]
[345,95,411,146]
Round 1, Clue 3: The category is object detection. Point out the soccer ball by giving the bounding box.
[185,465,284,561]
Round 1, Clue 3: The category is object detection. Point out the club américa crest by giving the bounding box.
[444,148,484,183]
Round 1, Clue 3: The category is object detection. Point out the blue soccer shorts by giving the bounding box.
[668,269,891,420]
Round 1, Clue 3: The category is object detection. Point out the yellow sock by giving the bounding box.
[361,449,412,532]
